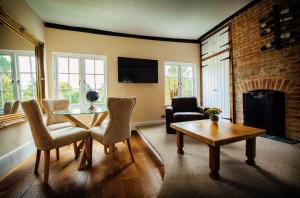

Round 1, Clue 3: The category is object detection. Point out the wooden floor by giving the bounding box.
[0,133,163,198]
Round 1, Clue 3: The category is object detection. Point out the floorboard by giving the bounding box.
[0,134,163,198]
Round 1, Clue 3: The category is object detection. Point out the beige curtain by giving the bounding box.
[35,44,46,111]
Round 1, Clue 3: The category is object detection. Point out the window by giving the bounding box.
[165,62,196,104]
[53,53,106,108]
[0,51,36,109]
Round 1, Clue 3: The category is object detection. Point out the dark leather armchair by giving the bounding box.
[165,96,209,134]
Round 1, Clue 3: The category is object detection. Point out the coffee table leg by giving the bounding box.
[209,145,220,179]
[176,131,184,154]
[246,138,256,166]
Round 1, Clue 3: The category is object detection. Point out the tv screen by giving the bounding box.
[118,57,158,83]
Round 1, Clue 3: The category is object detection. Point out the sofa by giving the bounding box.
[165,96,209,134]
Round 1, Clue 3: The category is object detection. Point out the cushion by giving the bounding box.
[173,112,204,122]
[51,127,89,148]
[172,97,198,113]
[90,124,108,144]
[47,122,73,131]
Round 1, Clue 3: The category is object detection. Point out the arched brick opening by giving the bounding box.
[235,78,299,138]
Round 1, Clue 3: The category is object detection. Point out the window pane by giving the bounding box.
[95,87,105,105]
[165,65,178,77]
[85,59,94,74]
[1,73,13,92]
[70,89,80,104]
[22,90,34,101]
[59,74,69,89]
[18,56,31,72]
[31,56,36,72]
[69,58,79,73]
[95,59,104,74]
[69,74,79,89]
[95,75,104,89]
[59,89,70,99]
[3,91,14,103]
[20,74,33,90]
[85,74,95,89]
[58,57,68,73]
[165,77,178,104]
[0,55,12,73]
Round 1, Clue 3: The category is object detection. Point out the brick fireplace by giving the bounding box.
[230,0,300,139]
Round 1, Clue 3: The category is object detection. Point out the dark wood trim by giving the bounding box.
[45,23,198,44]
[228,22,236,123]
[198,0,261,42]
[201,48,230,62]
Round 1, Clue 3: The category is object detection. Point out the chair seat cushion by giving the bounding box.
[173,112,205,122]
[51,127,89,148]
[90,124,108,144]
[47,122,73,131]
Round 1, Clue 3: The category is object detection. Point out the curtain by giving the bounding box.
[35,43,46,111]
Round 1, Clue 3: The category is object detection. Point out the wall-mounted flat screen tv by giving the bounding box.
[118,57,158,83]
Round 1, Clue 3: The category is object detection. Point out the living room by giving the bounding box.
[0,0,299,197]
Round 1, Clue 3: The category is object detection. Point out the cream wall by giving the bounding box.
[0,0,44,158]
[0,0,45,42]
[45,28,200,122]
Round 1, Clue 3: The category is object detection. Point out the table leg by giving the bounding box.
[90,112,99,127]
[209,145,220,179]
[92,111,108,127]
[246,138,256,166]
[64,115,89,129]
[78,137,92,170]
[177,131,184,154]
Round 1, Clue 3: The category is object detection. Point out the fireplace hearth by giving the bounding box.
[243,90,285,136]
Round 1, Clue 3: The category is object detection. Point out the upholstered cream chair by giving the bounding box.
[11,100,20,114]
[42,99,76,159]
[21,100,89,184]
[3,102,12,114]
[89,97,136,175]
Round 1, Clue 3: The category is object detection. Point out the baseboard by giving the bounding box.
[0,141,35,178]
[131,120,165,129]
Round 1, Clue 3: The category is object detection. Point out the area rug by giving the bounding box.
[137,124,300,198]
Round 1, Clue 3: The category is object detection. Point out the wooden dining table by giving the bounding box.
[54,107,108,170]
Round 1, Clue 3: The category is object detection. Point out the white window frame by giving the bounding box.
[0,50,36,111]
[53,52,107,108]
[164,61,197,105]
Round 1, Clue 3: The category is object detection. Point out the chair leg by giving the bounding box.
[34,149,41,174]
[108,145,114,175]
[104,145,108,154]
[73,142,78,159]
[90,138,93,161]
[44,150,50,184]
[126,138,135,162]
[55,148,59,160]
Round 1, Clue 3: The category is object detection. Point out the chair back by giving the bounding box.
[21,100,53,150]
[172,96,198,113]
[11,100,20,114]
[104,97,136,144]
[4,102,12,114]
[42,99,69,126]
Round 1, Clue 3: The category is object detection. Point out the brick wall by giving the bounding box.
[231,0,300,139]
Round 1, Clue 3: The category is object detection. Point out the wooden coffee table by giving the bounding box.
[171,120,265,179]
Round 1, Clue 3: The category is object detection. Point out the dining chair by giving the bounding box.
[89,97,136,175]
[11,100,20,114]
[21,100,90,184]
[42,99,77,159]
[3,102,12,114]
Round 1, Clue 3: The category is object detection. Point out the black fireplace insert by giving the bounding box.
[243,89,285,136]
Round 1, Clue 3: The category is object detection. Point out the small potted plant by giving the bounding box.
[206,108,222,124]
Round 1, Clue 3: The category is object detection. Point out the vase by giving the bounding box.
[210,116,219,124]
[86,90,99,110]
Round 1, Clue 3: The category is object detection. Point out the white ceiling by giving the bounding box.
[26,0,252,40]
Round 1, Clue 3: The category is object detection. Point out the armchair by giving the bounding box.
[165,96,209,134]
